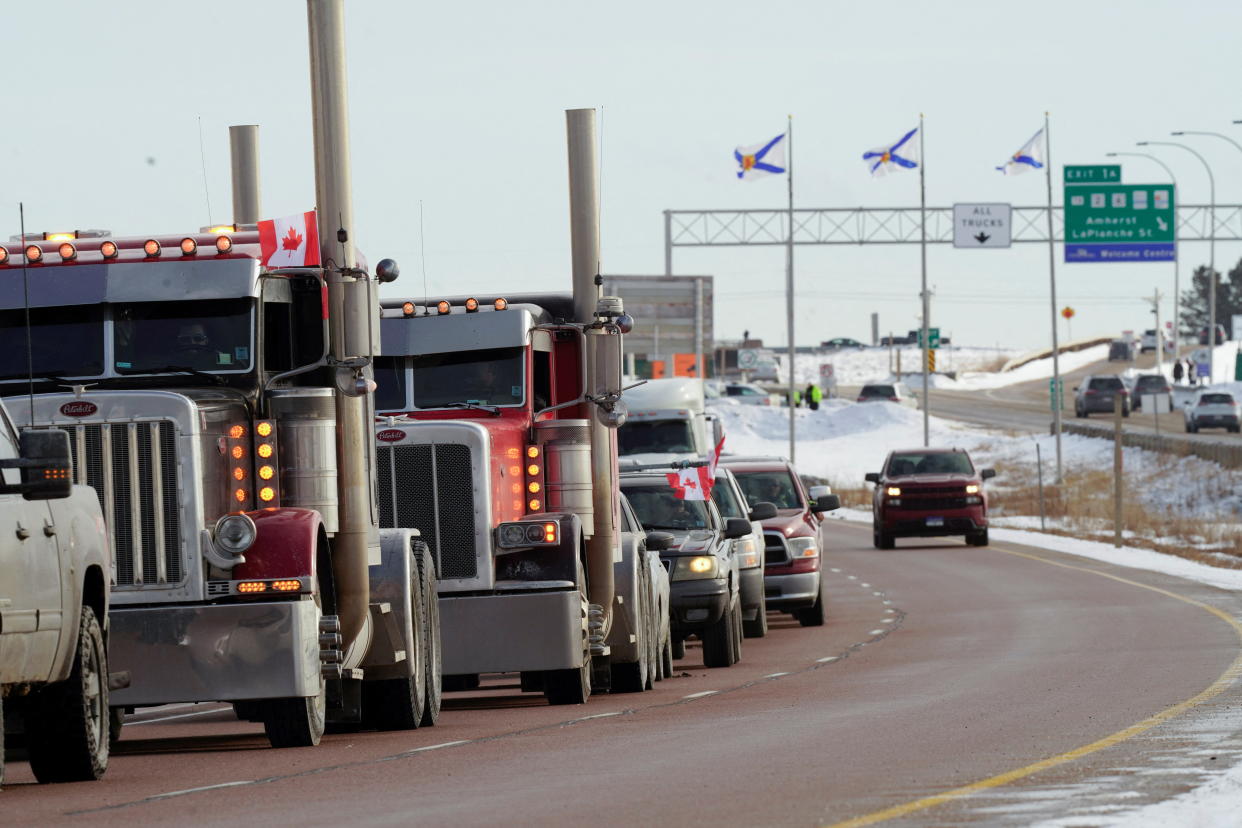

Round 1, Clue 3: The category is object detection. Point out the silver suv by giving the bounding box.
[1074,375,1130,418]
[1184,390,1241,433]
[0,403,111,786]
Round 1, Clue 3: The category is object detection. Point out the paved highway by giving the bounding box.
[5,522,1240,826]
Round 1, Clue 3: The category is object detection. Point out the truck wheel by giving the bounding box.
[876,530,895,550]
[108,708,124,748]
[671,637,685,661]
[702,604,735,668]
[795,591,826,628]
[545,591,591,705]
[416,542,441,727]
[25,605,109,782]
[263,689,326,748]
[661,633,673,679]
[729,599,744,664]
[743,590,769,638]
[611,573,649,693]
[366,543,430,731]
[968,529,990,547]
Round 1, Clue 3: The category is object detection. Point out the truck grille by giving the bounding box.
[65,422,182,587]
[901,496,969,510]
[763,531,789,565]
[377,443,477,580]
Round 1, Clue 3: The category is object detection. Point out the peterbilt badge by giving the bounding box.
[60,401,98,417]
[377,429,406,443]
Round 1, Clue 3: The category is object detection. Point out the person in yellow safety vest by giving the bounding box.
[808,383,823,411]
[792,388,802,407]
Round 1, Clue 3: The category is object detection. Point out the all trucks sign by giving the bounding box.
[952,203,1012,248]
[1063,171,1175,262]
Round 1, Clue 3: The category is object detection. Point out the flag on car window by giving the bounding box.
[997,128,1045,175]
[734,133,787,181]
[258,210,321,267]
[862,127,919,177]
[666,467,714,501]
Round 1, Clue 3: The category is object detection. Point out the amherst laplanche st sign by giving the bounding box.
[952,203,1012,248]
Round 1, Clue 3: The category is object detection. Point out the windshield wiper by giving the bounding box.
[440,401,501,416]
[116,365,226,385]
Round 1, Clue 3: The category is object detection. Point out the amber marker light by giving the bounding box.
[100,240,118,259]
[215,235,233,254]
[543,522,557,543]
[528,481,541,494]
[258,486,276,503]
[237,581,267,594]
[233,467,246,481]
[234,488,248,503]
[25,245,43,263]
[231,445,245,460]
[271,580,301,592]
[436,300,451,315]
[257,443,274,459]
[526,446,540,459]
[258,465,275,480]
[143,239,161,257]
[527,464,539,476]
[402,301,415,317]
[256,421,273,438]
[464,297,479,312]
[0,247,8,265]
[58,242,77,261]
[229,424,246,439]
[180,237,198,256]
[528,498,541,511]
[494,298,508,310]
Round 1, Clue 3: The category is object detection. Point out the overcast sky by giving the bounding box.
[5,0,1242,350]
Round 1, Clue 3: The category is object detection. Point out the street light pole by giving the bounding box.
[1106,151,1179,363]
[1138,140,1216,381]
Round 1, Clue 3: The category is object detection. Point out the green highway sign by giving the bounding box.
[917,327,941,349]
[1064,165,1121,184]
[1063,182,1175,263]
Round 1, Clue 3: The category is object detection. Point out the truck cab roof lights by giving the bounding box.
[493,298,508,310]
[143,239,161,258]
[204,224,236,234]
[464,297,480,312]
[24,244,43,263]
[180,238,198,256]
[57,242,77,261]
[215,235,233,254]
[100,240,119,259]
[401,301,415,317]
[436,300,451,315]
[44,232,76,242]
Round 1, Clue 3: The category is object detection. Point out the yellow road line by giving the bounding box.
[825,542,1242,828]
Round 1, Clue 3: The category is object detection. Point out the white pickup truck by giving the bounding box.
[0,402,111,786]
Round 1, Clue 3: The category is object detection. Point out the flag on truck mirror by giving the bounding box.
[258,210,321,268]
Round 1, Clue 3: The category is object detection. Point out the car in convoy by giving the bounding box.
[721,456,840,627]
[821,338,866,350]
[1108,340,1134,362]
[721,383,779,406]
[857,382,919,410]
[712,467,778,638]
[612,493,673,691]
[620,472,750,668]
[1073,375,1130,417]
[1139,329,1160,354]
[1128,373,1174,412]
[1184,390,1241,433]
[1199,324,1227,346]
[0,407,111,786]
[865,448,995,548]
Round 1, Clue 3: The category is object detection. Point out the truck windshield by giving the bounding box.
[0,305,105,380]
[887,452,973,475]
[410,347,524,409]
[114,298,253,373]
[619,420,696,456]
[374,356,408,411]
[625,486,710,531]
[732,470,801,510]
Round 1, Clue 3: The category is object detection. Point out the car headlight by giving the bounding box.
[885,486,901,496]
[787,537,818,558]
[214,513,257,556]
[671,556,719,581]
[735,536,762,569]
[965,484,980,494]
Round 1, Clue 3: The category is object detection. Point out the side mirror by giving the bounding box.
[980,468,996,481]
[807,485,832,499]
[0,429,73,501]
[812,493,841,513]
[748,501,778,521]
[644,531,675,552]
[724,517,752,540]
[864,472,881,484]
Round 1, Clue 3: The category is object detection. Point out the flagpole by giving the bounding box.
[1045,111,1064,484]
[785,113,796,463]
[919,113,929,447]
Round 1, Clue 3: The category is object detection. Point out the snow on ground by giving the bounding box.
[707,396,1242,825]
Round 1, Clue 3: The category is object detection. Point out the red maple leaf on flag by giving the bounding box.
[282,226,303,251]
[683,478,697,489]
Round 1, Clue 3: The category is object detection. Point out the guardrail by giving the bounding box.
[1059,421,1242,469]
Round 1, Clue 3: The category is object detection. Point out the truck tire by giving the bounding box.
[742,592,769,639]
[661,634,673,679]
[702,602,736,668]
[671,637,685,661]
[729,599,744,664]
[108,708,125,748]
[545,589,592,705]
[263,690,326,748]
[968,529,990,547]
[364,561,428,731]
[794,590,825,628]
[416,542,441,727]
[25,605,109,783]
[611,566,650,693]
[875,529,894,550]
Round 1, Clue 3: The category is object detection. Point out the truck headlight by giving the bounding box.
[787,537,818,558]
[215,513,257,555]
[672,556,719,581]
[735,536,762,569]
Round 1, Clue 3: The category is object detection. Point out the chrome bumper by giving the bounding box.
[439,587,586,675]
[764,571,820,608]
[109,599,322,706]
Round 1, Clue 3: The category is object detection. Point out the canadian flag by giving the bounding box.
[666,467,714,501]
[707,435,725,477]
[258,210,321,268]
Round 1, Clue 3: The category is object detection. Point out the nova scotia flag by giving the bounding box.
[862,127,919,177]
[734,133,786,181]
[998,128,1045,175]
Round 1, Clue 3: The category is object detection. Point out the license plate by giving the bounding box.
[925,517,945,527]
[1101,396,1113,404]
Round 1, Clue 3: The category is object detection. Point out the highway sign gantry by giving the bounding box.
[1063,168,1175,263]
[952,203,1012,248]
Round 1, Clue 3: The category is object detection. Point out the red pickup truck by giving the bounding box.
[865,448,995,549]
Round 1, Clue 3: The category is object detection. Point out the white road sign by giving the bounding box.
[953,203,1012,249]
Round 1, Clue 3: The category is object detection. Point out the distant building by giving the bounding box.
[601,275,713,377]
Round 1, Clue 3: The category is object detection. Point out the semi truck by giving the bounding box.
[370,109,662,702]
[0,0,440,748]
[618,377,715,468]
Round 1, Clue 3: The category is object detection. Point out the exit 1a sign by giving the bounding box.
[1064,165,1120,184]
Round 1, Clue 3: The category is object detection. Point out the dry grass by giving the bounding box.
[976,354,1012,374]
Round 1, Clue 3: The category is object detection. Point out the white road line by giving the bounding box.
[764,672,790,678]
[881,618,895,624]
[861,582,871,588]
[873,591,884,596]
[151,781,253,800]
[829,568,841,573]
[847,575,857,580]
[868,629,886,635]
[127,708,231,726]
[683,690,718,699]
[886,608,896,614]
[882,600,892,605]
[400,740,470,755]
[572,711,622,722]
[817,656,839,663]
